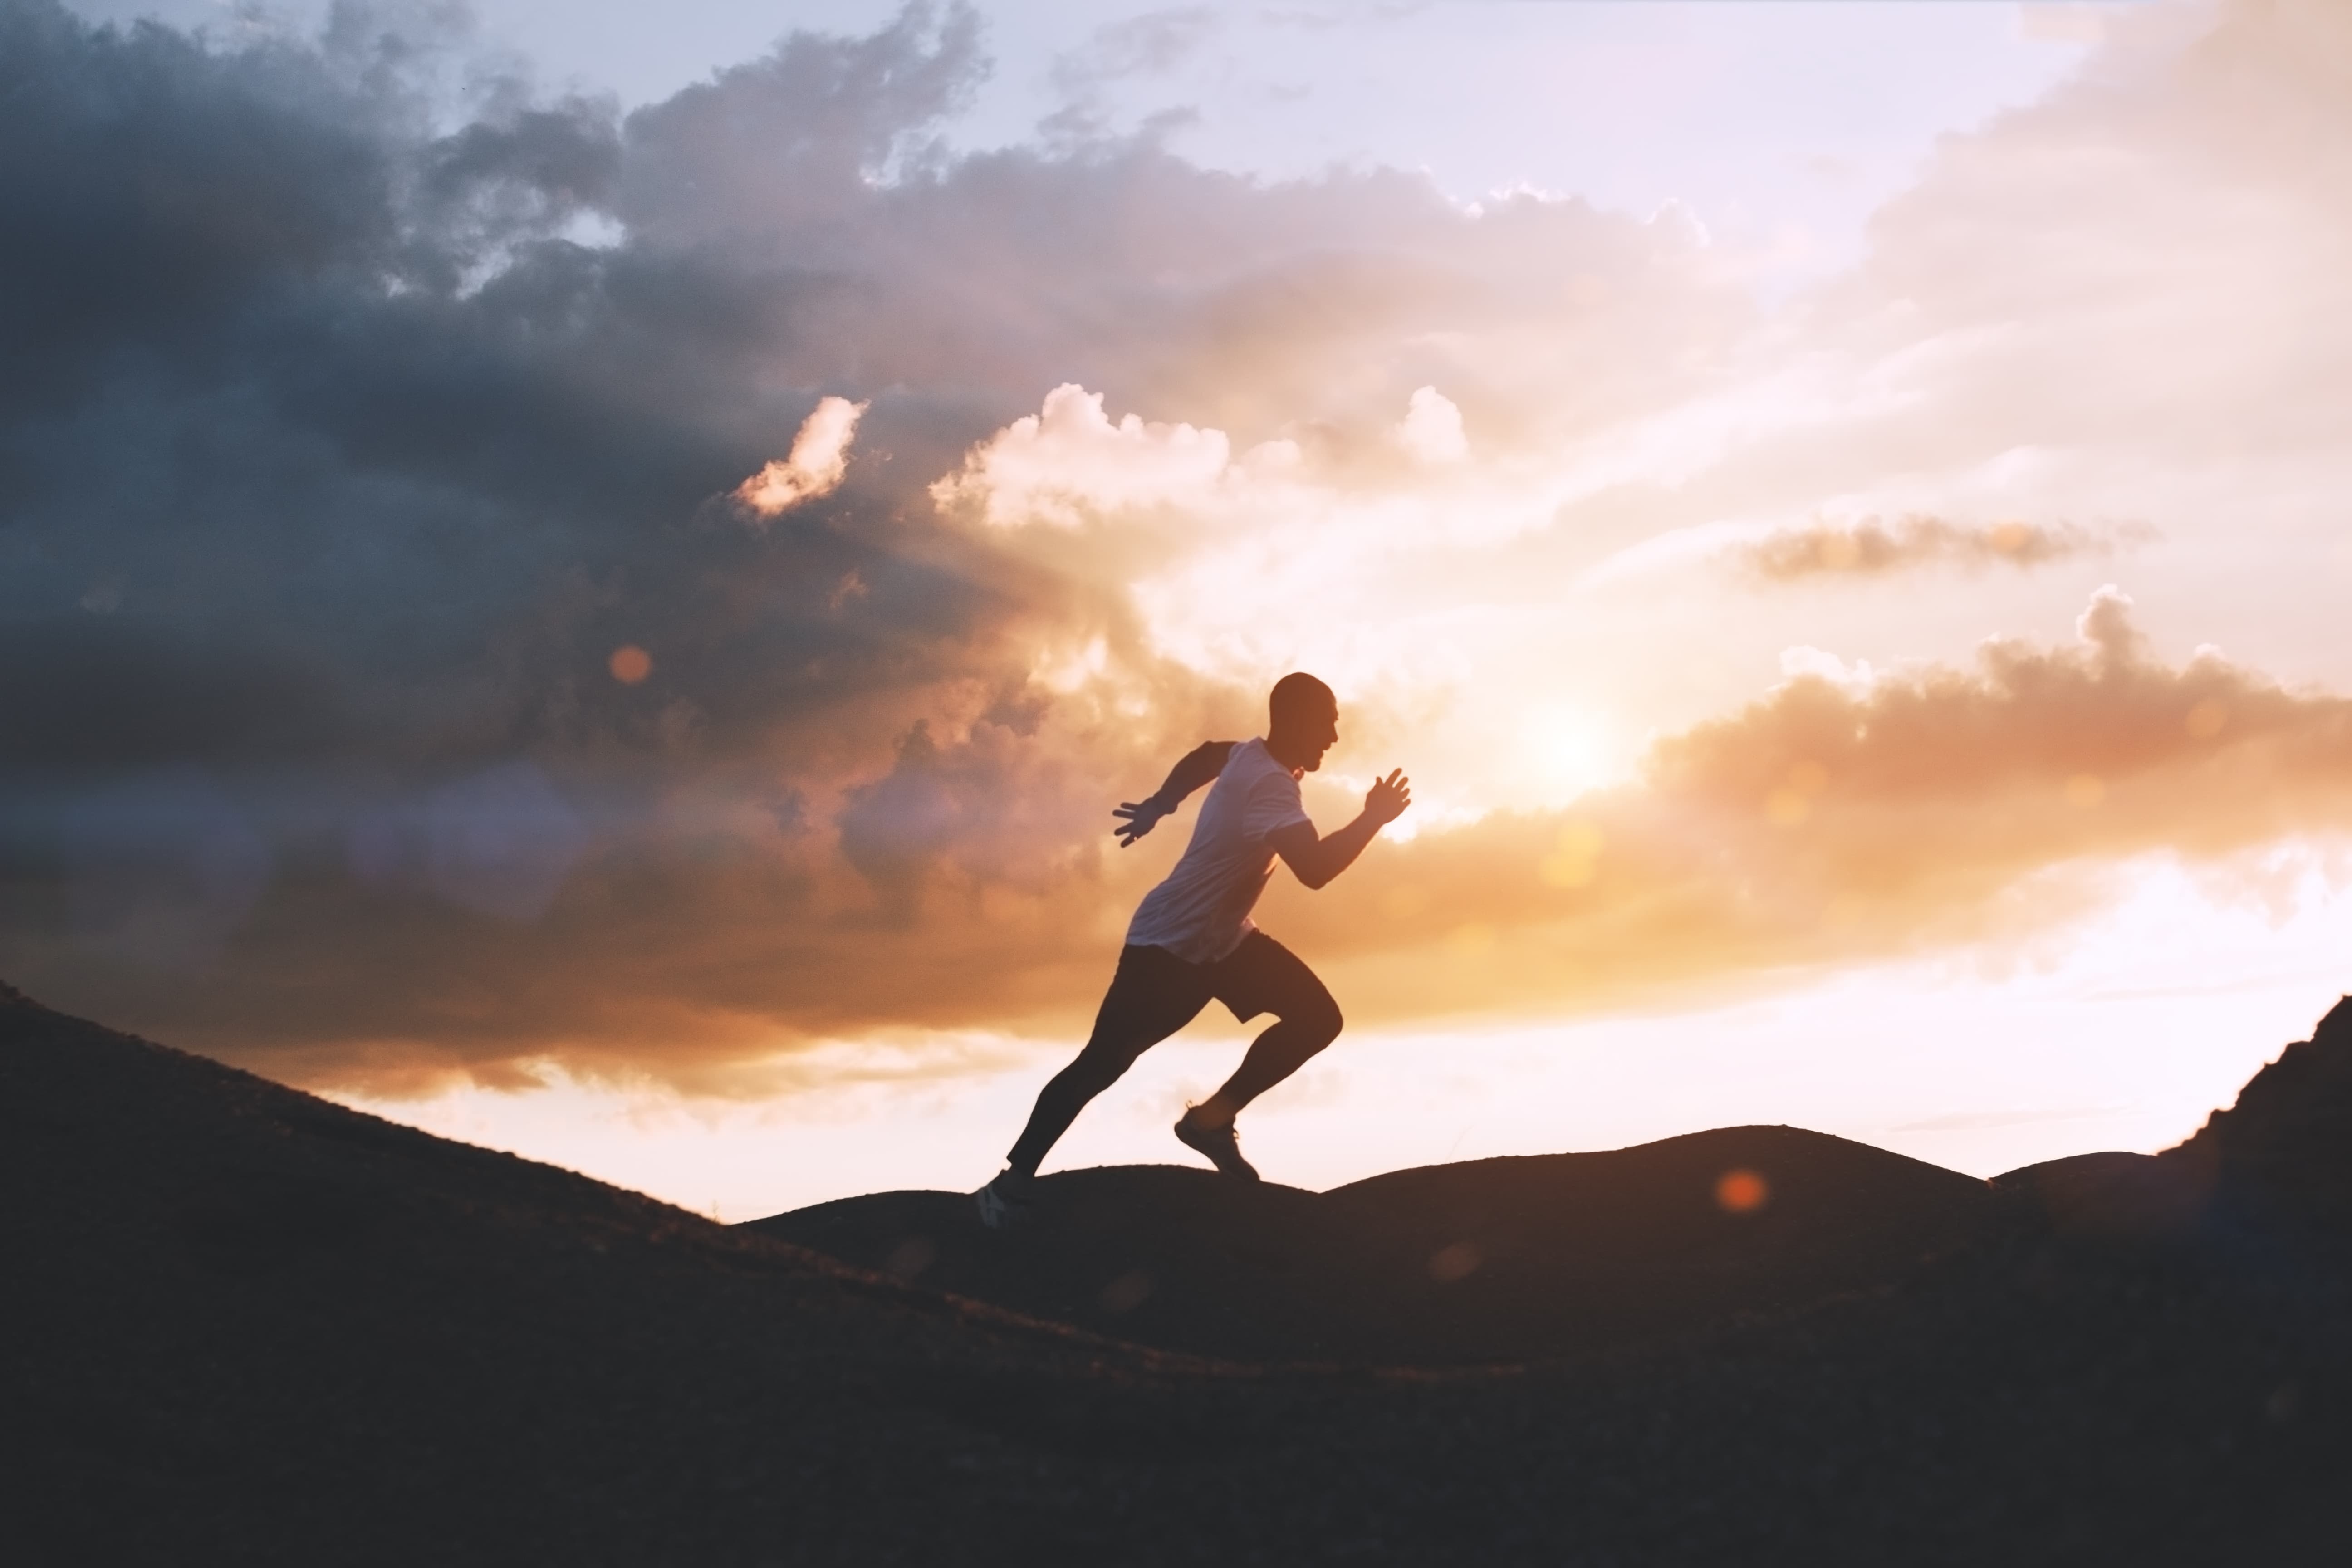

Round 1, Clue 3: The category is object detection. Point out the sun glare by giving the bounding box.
[1517,705,1620,804]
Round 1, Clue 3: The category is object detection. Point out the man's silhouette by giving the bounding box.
[976,672,1410,1228]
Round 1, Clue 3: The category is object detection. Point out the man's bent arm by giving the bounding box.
[1266,769,1411,890]
[1149,741,1235,808]
[1112,740,1235,847]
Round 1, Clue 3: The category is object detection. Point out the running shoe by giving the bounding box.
[1173,1108,1261,1182]
[974,1173,1034,1232]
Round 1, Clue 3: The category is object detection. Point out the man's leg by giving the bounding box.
[1193,934,1343,1126]
[1001,945,1211,1179]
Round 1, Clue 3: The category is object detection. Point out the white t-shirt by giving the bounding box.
[1125,737,1313,964]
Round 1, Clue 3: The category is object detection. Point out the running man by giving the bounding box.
[975,672,1410,1228]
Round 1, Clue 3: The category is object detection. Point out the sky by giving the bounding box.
[8,0,2351,1217]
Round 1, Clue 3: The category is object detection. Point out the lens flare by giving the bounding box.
[1715,1168,1769,1213]
[1538,821,1605,888]
[1428,1241,1483,1281]
[2184,699,2229,740]
[1099,1269,1154,1313]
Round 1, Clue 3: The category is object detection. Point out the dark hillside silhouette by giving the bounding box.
[754,1127,2004,1363]
[6,978,2351,1564]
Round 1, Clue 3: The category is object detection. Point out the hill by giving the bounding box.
[5,979,2351,1564]
[749,1126,2004,1363]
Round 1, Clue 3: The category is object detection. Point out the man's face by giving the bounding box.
[1296,700,1339,772]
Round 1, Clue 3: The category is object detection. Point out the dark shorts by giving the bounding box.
[1085,931,1338,1068]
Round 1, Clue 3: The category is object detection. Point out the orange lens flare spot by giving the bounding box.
[884,1236,935,1280]
[1715,1168,1769,1213]
[1428,1241,1483,1282]
[1816,532,1861,570]
[1766,788,1809,826]
[1381,885,1429,920]
[1539,820,1605,888]
[2184,699,2229,740]
[1446,922,1497,958]
[1098,1269,1153,1313]
[608,644,653,684]
[2064,773,2104,808]
[1538,852,1595,888]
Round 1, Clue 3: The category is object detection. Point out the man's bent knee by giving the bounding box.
[1294,996,1343,1051]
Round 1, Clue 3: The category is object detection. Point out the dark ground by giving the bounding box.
[6,978,2352,1565]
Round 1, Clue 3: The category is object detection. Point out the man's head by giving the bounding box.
[1266,672,1339,772]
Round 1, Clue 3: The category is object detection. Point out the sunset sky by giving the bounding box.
[9,0,2350,1217]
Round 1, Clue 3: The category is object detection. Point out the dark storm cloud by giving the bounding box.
[0,0,1063,785]
[0,0,1075,1071]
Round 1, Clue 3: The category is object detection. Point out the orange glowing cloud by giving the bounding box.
[122,584,2352,1099]
[1269,588,2352,1026]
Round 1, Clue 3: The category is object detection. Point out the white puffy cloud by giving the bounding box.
[733,395,867,519]
[928,382,1252,527]
[1394,386,1468,465]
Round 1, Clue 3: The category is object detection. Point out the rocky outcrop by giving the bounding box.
[2171,994,2352,1230]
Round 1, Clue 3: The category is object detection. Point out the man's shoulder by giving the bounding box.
[1236,749,1308,821]
[1221,738,1293,782]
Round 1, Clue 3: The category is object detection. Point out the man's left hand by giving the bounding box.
[1112,796,1172,847]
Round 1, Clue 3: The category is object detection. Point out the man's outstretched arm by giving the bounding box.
[1266,769,1411,890]
[1112,740,1237,847]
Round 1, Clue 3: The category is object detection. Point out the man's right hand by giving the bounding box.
[1365,769,1412,826]
[1112,796,1172,848]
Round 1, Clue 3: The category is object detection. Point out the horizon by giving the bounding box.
[8,0,2351,1218]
